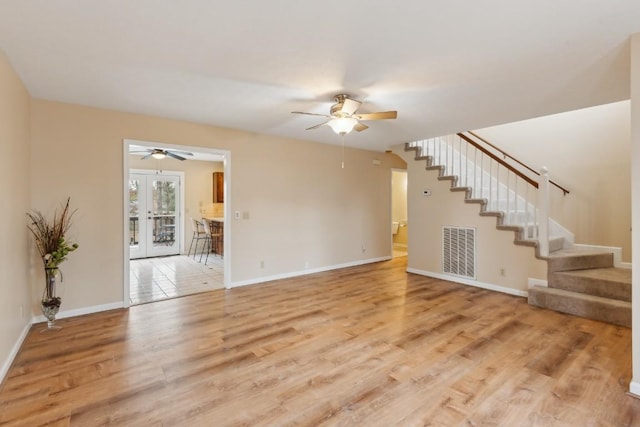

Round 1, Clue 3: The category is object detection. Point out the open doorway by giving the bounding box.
[391,169,408,258]
[123,139,231,306]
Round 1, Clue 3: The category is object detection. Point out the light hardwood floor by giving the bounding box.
[1,257,639,426]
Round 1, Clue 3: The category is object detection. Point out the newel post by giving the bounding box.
[537,167,550,257]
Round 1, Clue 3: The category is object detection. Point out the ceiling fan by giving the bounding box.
[129,148,194,161]
[292,94,397,135]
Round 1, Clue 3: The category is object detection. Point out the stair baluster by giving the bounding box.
[406,133,572,253]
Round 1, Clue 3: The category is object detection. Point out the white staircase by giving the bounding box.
[406,132,573,256]
[406,132,633,327]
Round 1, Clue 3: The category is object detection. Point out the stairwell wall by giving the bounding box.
[397,149,547,295]
[475,101,631,261]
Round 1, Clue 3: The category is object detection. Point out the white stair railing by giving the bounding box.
[407,133,570,250]
[537,167,550,257]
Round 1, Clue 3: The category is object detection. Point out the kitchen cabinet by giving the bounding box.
[213,172,224,203]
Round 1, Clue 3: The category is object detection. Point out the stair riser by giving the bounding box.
[528,288,630,327]
[550,273,631,302]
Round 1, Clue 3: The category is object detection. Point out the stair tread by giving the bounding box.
[530,285,630,306]
[547,252,614,272]
[528,286,631,328]
[546,248,613,258]
[554,267,631,284]
[528,285,631,327]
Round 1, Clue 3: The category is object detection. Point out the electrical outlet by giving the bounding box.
[260,260,265,269]
[499,268,506,277]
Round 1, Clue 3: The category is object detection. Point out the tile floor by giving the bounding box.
[129,254,224,305]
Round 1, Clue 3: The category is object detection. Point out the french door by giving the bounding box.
[129,172,181,259]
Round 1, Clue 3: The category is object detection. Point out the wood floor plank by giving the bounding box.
[1,257,640,426]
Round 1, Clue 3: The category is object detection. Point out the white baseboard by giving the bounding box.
[231,256,392,288]
[406,268,528,298]
[0,321,32,386]
[31,301,124,324]
[629,380,640,397]
[528,278,548,289]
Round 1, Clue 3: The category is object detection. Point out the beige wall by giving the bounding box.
[476,101,631,261]
[29,99,405,313]
[0,52,31,377]
[128,155,224,251]
[398,149,547,293]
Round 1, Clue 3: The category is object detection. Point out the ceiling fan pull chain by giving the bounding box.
[341,134,345,169]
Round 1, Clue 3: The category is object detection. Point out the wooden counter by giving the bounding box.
[203,217,223,256]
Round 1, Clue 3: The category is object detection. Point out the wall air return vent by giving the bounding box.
[442,226,476,279]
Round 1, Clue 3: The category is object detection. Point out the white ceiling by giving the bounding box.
[1,1,638,152]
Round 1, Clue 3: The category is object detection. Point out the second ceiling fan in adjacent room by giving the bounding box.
[129,148,194,161]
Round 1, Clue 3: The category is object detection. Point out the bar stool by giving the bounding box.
[188,218,208,259]
[201,219,222,265]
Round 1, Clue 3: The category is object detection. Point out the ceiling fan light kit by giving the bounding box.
[327,117,358,135]
[151,152,166,160]
[292,94,397,135]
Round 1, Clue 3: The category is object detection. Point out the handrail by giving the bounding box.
[465,131,570,195]
[456,133,539,189]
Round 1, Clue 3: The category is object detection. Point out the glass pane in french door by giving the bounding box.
[128,175,145,259]
[129,172,180,259]
[151,179,176,248]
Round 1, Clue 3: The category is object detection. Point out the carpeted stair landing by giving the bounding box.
[528,250,631,327]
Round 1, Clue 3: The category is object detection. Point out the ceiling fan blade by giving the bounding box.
[141,153,153,160]
[354,122,369,132]
[166,152,187,161]
[306,121,329,131]
[169,150,194,156]
[356,111,398,121]
[341,99,361,116]
[292,111,332,118]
